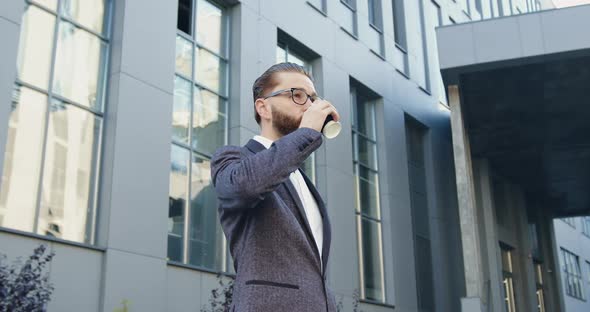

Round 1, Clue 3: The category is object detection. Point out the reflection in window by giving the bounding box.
[0,86,47,232]
[52,21,106,111]
[168,145,189,262]
[0,1,110,244]
[189,155,223,269]
[17,5,55,89]
[170,0,229,272]
[501,245,517,312]
[38,99,102,242]
[534,261,546,312]
[60,0,106,34]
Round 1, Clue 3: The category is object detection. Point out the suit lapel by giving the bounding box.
[299,169,331,278]
[283,178,322,270]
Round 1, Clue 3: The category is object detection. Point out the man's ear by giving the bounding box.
[255,98,271,121]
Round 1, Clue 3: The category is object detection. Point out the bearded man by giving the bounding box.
[211,62,341,312]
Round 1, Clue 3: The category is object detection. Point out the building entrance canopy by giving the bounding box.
[437,5,590,217]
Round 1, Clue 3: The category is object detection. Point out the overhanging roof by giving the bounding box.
[436,5,590,217]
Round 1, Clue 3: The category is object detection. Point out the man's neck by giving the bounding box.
[260,126,282,142]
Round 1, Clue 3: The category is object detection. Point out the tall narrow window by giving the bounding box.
[340,0,358,36]
[501,245,517,312]
[392,0,407,51]
[406,117,434,312]
[351,81,385,302]
[170,0,229,273]
[0,0,111,244]
[561,248,585,300]
[276,34,318,183]
[367,0,384,56]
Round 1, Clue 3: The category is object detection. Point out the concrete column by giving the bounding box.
[474,159,503,312]
[97,0,176,311]
[448,85,486,312]
[512,188,538,312]
[538,210,566,312]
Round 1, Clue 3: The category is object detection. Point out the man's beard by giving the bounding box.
[272,107,302,137]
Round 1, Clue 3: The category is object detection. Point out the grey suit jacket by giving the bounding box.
[211,128,338,312]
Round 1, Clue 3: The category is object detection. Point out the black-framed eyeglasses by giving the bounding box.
[262,88,321,105]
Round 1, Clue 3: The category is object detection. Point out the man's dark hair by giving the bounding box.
[252,62,313,125]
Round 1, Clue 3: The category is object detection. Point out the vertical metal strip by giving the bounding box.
[32,0,63,235]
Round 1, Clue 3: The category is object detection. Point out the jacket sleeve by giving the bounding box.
[210,127,322,210]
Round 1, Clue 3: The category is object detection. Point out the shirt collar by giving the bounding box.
[253,135,274,149]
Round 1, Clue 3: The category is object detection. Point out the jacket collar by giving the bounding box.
[245,139,267,154]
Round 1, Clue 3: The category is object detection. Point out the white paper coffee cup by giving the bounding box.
[322,120,341,139]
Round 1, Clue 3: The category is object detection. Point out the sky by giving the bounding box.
[553,0,590,8]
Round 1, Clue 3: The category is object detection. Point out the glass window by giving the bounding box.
[501,246,517,312]
[340,0,357,35]
[368,0,382,29]
[17,5,56,90]
[173,76,192,144]
[1,0,110,245]
[194,47,226,95]
[52,21,107,111]
[534,262,546,312]
[406,118,435,311]
[188,155,223,270]
[561,248,585,300]
[170,0,228,272]
[392,0,407,50]
[191,87,227,156]
[356,172,379,219]
[177,0,193,35]
[38,99,102,242]
[196,0,224,55]
[0,86,48,232]
[367,0,384,55]
[175,35,193,78]
[32,0,58,10]
[60,0,106,34]
[351,84,385,302]
[360,217,384,301]
[168,145,189,262]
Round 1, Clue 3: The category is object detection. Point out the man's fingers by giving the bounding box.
[321,105,340,122]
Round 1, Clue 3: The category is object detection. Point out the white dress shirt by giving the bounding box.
[253,135,324,269]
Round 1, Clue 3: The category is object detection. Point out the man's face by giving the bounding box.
[265,72,317,136]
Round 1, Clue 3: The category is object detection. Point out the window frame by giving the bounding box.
[351,84,386,303]
[1,0,113,245]
[561,248,586,300]
[169,0,231,273]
